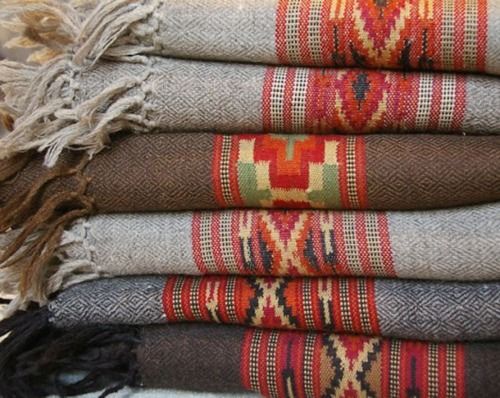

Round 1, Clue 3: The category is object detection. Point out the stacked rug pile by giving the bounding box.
[0,0,499,397]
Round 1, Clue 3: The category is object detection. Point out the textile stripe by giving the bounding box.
[437,75,456,130]
[415,74,434,129]
[220,135,235,206]
[242,330,466,398]
[219,211,239,273]
[285,0,302,63]
[270,68,287,132]
[346,137,359,208]
[303,333,316,398]
[441,0,455,69]
[446,344,456,398]
[291,69,309,132]
[428,344,439,398]
[193,209,395,277]
[464,0,478,69]
[274,0,489,72]
[308,0,323,64]
[200,213,219,273]
[162,276,379,334]
[389,341,401,398]
[249,329,263,392]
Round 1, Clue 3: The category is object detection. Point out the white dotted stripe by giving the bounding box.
[225,277,239,323]
[437,75,456,130]
[291,68,309,132]
[428,344,439,398]
[285,0,303,64]
[220,136,234,205]
[270,68,287,132]
[464,0,478,70]
[249,330,263,392]
[189,278,204,321]
[339,279,353,331]
[415,74,434,130]
[200,213,219,273]
[357,279,373,334]
[303,333,316,398]
[342,212,363,275]
[346,137,359,208]
[266,332,279,398]
[308,0,324,64]
[219,211,239,273]
[364,213,386,276]
[389,341,401,398]
[446,344,457,398]
[441,0,455,70]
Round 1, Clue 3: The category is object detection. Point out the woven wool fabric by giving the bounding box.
[1,58,500,166]
[2,319,499,398]
[2,133,500,213]
[45,276,500,341]
[5,0,500,75]
[55,204,500,282]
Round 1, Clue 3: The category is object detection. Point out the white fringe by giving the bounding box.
[0,219,103,316]
[0,0,160,166]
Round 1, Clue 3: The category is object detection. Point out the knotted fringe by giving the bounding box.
[0,0,159,166]
[0,307,139,398]
[0,154,97,315]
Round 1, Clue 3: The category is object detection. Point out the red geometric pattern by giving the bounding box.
[275,0,488,73]
[212,134,368,209]
[262,68,467,134]
[192,209,395,277]
[240,329,466,398]
[162,275,380,335]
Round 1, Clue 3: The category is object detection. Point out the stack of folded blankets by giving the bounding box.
[1,0,500,397]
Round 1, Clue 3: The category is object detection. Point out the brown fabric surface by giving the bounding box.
[2,133,500,213]
[465,342,500,398]
[138,324,245,393]
[365,135,500,209]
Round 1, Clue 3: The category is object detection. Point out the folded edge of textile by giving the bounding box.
[0,314,498,398]
[30,275,500,341]
[1,56,500,166]
[2,203,500,314]
[2,0,499,74]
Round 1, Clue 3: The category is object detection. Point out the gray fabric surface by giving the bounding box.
[48,276,500,341]
[56,204,500,282]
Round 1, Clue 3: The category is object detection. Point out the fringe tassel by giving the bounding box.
[0,0,159,165]
[0,155,96,314]
[0,307,139,398]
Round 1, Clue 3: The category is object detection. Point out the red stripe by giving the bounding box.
[231,210,246,274]
[381,340,392,397]
[240,330,254,390]
[331,278,343,332]
[332,213,349,275]
[299,0,313,65]
[355,212,373,275]
[191,213,207,274]
[180,276,194,321]
[348,279,362,333]
[452,75,467,131]
[212,135,226,206]
[282,68,297,132]
[319,0,333,66]
[429,76,443,130]
[275,0,290,64]
[456,343,466,398]
[337,137,350,208]
[162,278,176,321]
[365,279,380,334]
[258,331,271,397]
[229,136,244,206]
[355,136,368,208]
[438,344,448,397]
[210,212,226,273]
[377,212,397,277]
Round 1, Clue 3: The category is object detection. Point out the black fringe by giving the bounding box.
[0,308,140,398]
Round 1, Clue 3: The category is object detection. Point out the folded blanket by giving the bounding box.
[3,0,500,75]
[1,57,500,165]
[22,275,498,341]
[3,204,499,311]
[1,318,498,397]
